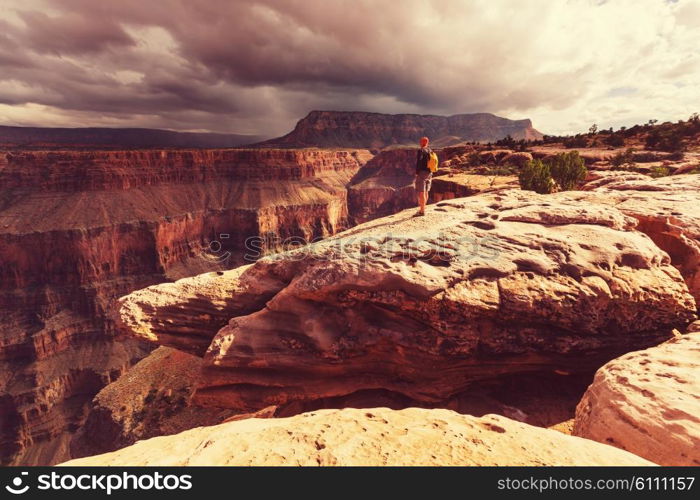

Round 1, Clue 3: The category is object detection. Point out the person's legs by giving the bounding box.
[414,172,431,215]
[418,190,426,214]
[415,172,428,215]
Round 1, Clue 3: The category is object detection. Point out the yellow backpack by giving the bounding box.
[427,151,439,172]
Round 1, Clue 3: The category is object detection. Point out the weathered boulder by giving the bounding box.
[117,189,695,412]
[478,149,513,164]
[430,174,518,203]
[577,174,700,302]
[61,407,652,466]
[114,264,284,356]
[574,333,700,465]
[582,171,652,191]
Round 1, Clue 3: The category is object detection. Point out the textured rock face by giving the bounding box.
[577,174,700,302]
[118,190,696,413]
[61,407,652,466]
[257,111,543,148]
[574,333,700,465]
[115,265,283,356]
[70,347,236,459]
[0,148,371,465]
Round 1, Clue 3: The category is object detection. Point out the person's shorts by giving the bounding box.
[415,171,432,194]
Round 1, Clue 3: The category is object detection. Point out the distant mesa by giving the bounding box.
[252,110,544,149]
[0,125,265,150]
[0,111,543,150]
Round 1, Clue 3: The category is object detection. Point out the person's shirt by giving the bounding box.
[416,146,432,173]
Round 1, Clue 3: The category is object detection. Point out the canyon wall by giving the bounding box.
[0,148,371,465]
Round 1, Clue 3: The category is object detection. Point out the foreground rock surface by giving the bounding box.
[574,333,700,465]
[62,407,651,466]
[118,189,695,412]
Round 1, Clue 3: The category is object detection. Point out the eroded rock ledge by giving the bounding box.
[116,188,696,413]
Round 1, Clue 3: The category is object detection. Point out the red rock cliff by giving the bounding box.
[0,147,371,465]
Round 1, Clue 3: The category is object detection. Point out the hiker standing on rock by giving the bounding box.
[414,136,435,216]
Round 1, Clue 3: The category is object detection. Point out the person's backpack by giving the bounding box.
[427,151,439,172]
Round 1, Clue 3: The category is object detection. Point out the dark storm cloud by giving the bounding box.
[17,10,136,55]
[0,0,697,135]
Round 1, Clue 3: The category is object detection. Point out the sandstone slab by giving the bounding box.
[118,189,696,412]
[61,407,652,466]
[574,333,700,465]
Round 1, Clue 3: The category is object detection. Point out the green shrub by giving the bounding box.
[611,148,635,169]
[645,128,686,153]
[648,166,671,178]
[495,134,516,148]
[519,152,587,193]
[604,134,625,147]
[519,159,554,194]
[563,134,589,148]
[549,151,587,190]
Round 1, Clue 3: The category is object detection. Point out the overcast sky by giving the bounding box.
[1,0,699,137]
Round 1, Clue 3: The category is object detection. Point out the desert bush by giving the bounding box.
[519,159,554,194]
[563,134,589,148]
[519,152,587,193]
[467,151,480,166]
[648,166,671,178]
[611,148,636,169]
[645,127,686,153]
[549,151,587,190]
[604,134,625,147]
[495,135,516,148]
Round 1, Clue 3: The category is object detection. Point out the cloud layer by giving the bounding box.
[1,0,699,136]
